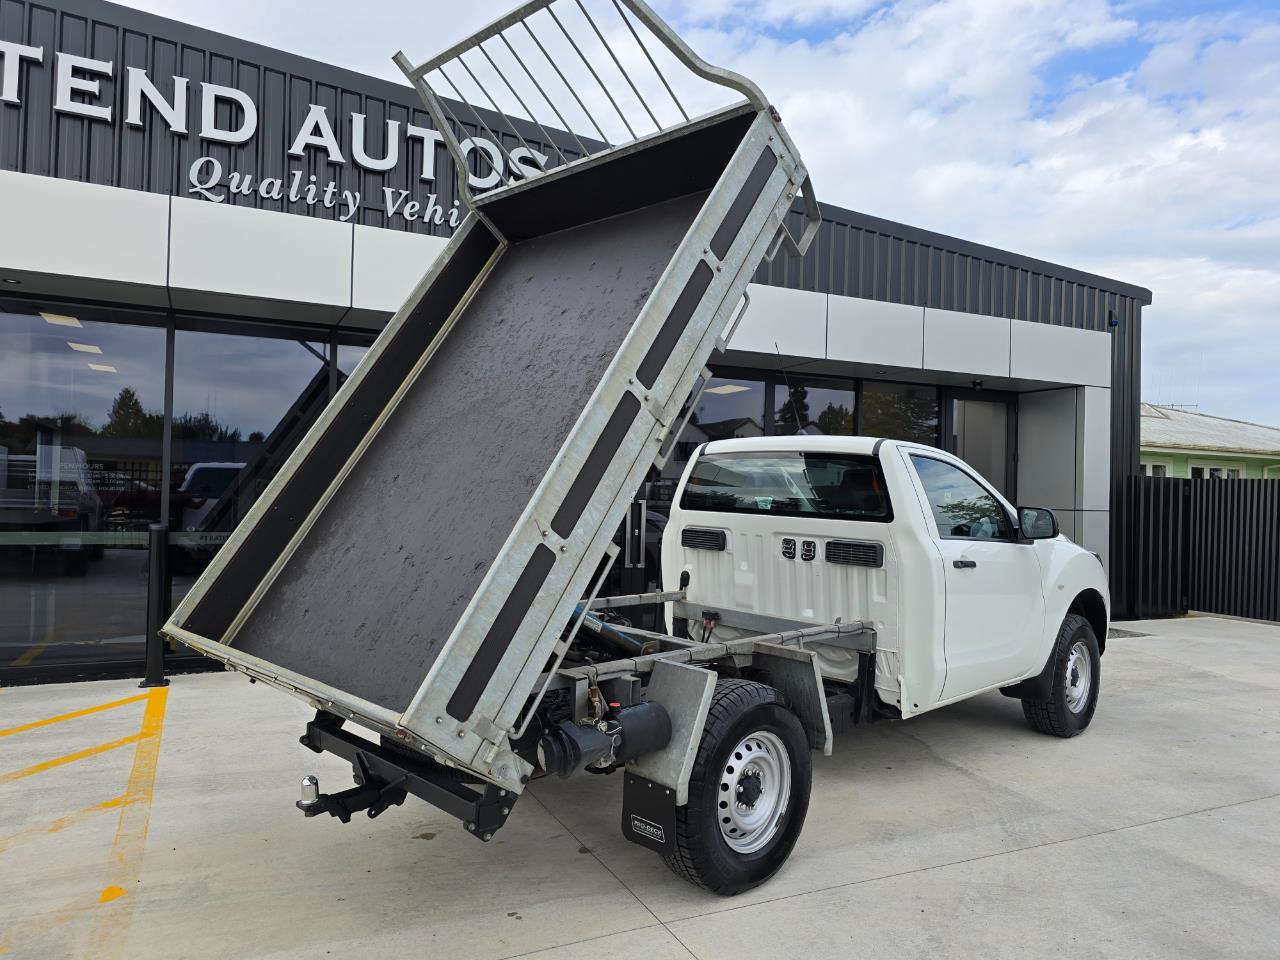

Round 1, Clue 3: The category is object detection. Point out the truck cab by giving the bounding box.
[664,435,1109,718]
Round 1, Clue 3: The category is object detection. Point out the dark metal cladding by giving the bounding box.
[756,205,1151,323]
[0,0,574,234]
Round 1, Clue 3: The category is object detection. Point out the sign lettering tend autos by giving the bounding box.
[0,41,548,227]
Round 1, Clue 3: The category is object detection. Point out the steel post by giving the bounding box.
[141,522,171,688]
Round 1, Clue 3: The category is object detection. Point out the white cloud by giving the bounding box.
[117,0,1280,424]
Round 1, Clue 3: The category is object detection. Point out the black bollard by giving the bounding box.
[140,522,171,688]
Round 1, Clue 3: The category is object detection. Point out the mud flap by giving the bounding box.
[621,772,677,855]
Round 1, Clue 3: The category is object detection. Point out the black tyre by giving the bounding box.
[1021,613,1100,737]
[663,679,811,895]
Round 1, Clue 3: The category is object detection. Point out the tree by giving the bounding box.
[861,391,939,445]
[172,411,241,443]
[100,387,163,438]
[3,412,96,451]
[775,385,810,433]
[817,402,854,435]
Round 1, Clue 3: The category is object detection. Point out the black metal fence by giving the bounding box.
[1114,476,1280,622]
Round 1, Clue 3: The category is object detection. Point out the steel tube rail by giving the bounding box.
[477,43,572,165]
[393,0,785,210]
[611,0,689,121]
[574,0,662,132]
[545,4,638,140]
[498,32,593,156]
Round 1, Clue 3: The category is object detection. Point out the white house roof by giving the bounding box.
[1141,403,1280,456]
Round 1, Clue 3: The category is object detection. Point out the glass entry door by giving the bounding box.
[942,390,1016,498]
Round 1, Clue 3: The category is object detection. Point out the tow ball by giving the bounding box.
[296,753,408,824]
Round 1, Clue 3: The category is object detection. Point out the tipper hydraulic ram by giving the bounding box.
[163,0,829,892]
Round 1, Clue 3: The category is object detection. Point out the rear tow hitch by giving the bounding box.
[295,711,516,840]
[296,755,408,823]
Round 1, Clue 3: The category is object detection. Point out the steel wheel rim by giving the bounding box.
[1065,640,1092,714]
[717,730,791,854]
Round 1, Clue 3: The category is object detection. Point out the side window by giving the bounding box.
[910,455,1013,540]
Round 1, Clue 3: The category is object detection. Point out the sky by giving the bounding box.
[117,0,1280,427]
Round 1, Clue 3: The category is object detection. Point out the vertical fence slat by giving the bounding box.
[1119,476,1279,623]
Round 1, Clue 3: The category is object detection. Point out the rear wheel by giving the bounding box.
[663,679,811,895]
[1021,613,1101,737]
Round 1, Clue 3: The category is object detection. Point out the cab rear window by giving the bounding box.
[680,451,892,522]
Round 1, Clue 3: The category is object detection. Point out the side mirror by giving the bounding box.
[1018,506,1058,540]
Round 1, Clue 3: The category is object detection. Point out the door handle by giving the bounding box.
[953,559,977,569]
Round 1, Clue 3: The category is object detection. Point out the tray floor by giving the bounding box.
[232,194,705,711]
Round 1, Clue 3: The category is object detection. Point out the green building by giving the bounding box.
[1140,403,1280,479]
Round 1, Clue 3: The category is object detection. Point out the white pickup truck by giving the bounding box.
[617,434,1108,893]
[665,435,1107,727]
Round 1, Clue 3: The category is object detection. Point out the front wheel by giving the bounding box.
[1021,613,1101,737]
[663,679,811,895]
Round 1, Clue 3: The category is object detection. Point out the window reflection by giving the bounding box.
[862,382,940,447]
[337,344,369,378]
[1,301,165,673]
[773,378,855,436]
[691,376,766,441]
[656,375,766,508]
[169,328,331,584]
[911,455,1012,540]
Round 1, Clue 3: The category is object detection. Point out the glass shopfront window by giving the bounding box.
[773,377,855,436]
[861,381,941,447]
[655,374,767,505]
[169,326,333,593]
[690,375,767,442]
[337,344,370,378]
[1,300,166,676]
[0,298,375,683]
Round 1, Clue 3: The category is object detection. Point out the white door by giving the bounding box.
[907,453,1046,699]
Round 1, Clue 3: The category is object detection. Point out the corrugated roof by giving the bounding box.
[1141,404,1280,456]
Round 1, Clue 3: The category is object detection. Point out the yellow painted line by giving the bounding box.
[0,731,145,785]
[0,692,149,739]
[0,688,170,958]
[9,625,59,668]
[88,687,169,960]
[0,890,107,956]
[10,646,43,668]
[0,795,124,857]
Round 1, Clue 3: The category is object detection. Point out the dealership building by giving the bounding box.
[0,0,1152,683]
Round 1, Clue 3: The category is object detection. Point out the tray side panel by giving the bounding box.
[230,193,706,711]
